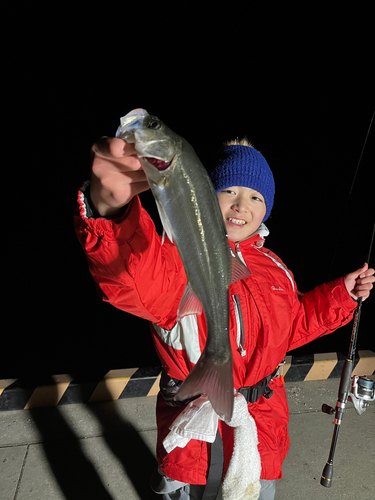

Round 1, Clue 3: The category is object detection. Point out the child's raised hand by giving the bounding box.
[90,137,149,217]
[344,263,375,301]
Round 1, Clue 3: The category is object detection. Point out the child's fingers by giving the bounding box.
[92,137,140,163]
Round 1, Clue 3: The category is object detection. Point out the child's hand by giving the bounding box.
[90,137,150,217]
[344,263,375,301]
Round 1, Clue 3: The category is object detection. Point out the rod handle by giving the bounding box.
[321,462,333,488]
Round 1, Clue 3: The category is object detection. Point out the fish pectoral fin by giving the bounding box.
[230,253,251,283]
[175,351,234,421]
[154,198,174,244]
[177,282,203,320]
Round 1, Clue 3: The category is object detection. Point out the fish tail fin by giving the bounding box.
[175,351,234,420]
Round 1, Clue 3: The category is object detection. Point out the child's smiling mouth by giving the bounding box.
[227,217,247,226]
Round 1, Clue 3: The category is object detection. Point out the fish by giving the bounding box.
[116,108,250,420]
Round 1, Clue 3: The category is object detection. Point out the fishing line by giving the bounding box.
[348,110,374,197]
[328,109,374,279]
[365,221,375,266]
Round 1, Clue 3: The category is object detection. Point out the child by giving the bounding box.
[75,133,374,500]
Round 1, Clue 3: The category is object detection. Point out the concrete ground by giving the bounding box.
[0,378,374,500]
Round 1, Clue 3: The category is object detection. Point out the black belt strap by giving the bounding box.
[238,369,278,404]
[201,429,224,500]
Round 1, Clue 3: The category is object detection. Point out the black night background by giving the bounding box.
[3,3,374,380]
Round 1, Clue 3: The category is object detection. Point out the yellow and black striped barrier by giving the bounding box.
[1,351,374,411]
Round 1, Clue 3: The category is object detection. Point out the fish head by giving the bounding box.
[116,108,181,184]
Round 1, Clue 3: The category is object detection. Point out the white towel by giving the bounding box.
[163,393,261,500]
[163,396,218,453]
[221,393,261,500]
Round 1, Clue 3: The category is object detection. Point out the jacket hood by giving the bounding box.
[257,223,269,240]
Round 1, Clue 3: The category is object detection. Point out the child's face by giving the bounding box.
[217,186,267,242]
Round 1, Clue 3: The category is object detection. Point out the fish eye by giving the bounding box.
[149,120,161,130]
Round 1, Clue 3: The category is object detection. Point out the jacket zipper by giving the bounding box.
[232,242,248,356]
[235,241,247,266]
[233,295,246,356]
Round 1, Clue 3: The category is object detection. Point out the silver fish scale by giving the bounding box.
[155,149,232,363]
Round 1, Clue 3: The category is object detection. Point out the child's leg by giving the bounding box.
[259,479,276,500]
[161,484,205,499]
[161,483,222,499]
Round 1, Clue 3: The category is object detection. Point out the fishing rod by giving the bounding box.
[320,223,374,487]
[328,109,374,281]
[320,111,375,488]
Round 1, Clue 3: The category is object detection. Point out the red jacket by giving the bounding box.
[75,189,356,483]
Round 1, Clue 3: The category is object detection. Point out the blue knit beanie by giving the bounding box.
[210,145,275,222]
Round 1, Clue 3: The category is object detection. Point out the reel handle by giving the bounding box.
[321,404,334,415]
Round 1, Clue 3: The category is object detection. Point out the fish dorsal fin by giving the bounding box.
[177,282,203,320]
[155,197,174,244]
[230,250,251,283]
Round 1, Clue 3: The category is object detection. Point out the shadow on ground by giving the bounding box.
[29,378,159,499]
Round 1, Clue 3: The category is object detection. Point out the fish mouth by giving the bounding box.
[144,157,173,171]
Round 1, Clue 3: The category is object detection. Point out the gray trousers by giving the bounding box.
[160,479,276,500]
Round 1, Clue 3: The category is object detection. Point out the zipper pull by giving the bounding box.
[235,242,247,266]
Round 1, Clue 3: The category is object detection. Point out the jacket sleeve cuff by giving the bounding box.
[79,181,129,220]
[76,181,142,243]
[330,276,358,312]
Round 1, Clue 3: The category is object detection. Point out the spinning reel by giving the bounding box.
[322,375,375,418]
[349,375,375,415]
